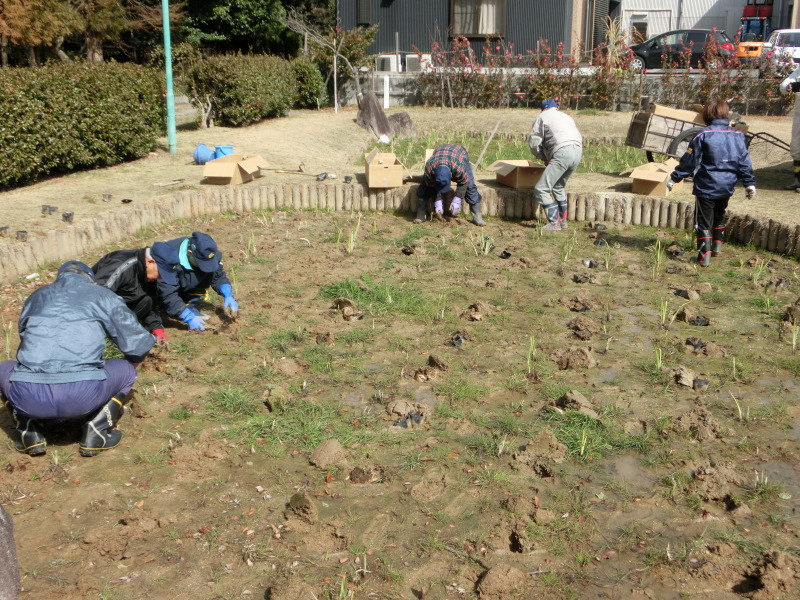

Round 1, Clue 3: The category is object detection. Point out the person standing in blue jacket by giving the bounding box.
[157,232,239,331]
[0,261,155,456]
[667,99,756,267]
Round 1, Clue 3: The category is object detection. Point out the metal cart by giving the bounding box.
[625,110,706,162]
[626,107,790,162]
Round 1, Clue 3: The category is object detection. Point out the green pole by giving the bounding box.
[161,0,177,153]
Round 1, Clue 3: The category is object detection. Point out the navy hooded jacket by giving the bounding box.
[669,119,755,199]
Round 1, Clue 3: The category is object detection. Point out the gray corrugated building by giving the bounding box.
[337,0,601,69]
[338,1,800,70]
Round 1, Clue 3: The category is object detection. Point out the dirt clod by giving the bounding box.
[553,389,599,420]
[670,365,696,387]
[514,431,568,477]
[309,439,349,469]
[477,563,527,598]
[552,346,597,370]
[285,492,318,524]
[674,406,733,440]
[567,316,601,340]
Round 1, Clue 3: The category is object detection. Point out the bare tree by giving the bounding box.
[282,10,362,112]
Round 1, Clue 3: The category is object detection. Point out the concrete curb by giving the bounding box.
[0,182,794,283]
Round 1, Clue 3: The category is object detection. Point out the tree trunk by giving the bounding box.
[333,52,339,113]
[1,36,8,67]
[86,33,103,63]
[52,37,71,62]
[25,46,36,67]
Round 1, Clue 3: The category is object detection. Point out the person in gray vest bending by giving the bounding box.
[528,98,583,231]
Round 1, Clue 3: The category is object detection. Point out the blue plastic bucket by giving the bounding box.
[193,144,216,165]
[214,145,234,159]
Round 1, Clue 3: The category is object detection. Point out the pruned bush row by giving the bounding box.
[185,55,298,127]
[0,62,164,189]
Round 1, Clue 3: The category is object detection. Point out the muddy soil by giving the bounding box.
[1,209,799,600]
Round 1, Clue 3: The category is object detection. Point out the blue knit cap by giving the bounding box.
[433,165,452,194]
[541,98,558,110]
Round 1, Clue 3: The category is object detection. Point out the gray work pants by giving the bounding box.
[534,144,582,223]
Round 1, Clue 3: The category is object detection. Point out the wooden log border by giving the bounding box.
[0,182,794,283]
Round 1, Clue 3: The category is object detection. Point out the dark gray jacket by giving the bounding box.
[10,272,154,384]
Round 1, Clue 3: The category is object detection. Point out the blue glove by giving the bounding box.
[219,284,238,315]
[186,304,206,318]
[180,307,207,331]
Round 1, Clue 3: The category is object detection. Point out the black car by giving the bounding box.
[629,29,735,70]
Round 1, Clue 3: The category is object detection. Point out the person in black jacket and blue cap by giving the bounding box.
[93,242,180,347]
[157,232,239,331]
[667,99,756,266]
[0,261,155,456]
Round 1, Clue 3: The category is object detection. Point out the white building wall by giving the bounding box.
[621,1,748,42]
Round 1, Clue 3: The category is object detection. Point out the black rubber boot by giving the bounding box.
[697,229,712,267]
[413,200,427,224]
[3,398,46,456]
[470,203,486,226]
[79,395,125,457]
[712,226,724,256]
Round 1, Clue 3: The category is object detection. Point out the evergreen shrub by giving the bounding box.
[186,55,297,127]
[0,62,164,189]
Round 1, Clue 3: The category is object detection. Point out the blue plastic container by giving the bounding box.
[193,144,216,165]
[214,145,234,159]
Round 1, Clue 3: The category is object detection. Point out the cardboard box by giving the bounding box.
[488,159,546,189]
[365,148,404,188]
[630,158,684,196]
[648,103,705,126]
[203,154,270,185]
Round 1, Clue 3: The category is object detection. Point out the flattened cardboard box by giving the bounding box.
[487,159,546,189]
[203,154,270,185]
[630,158,683,196]
[648,103,705,126]
[365,148,405,188]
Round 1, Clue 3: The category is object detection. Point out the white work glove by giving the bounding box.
[666,179,675,191]
[745,186,756,199]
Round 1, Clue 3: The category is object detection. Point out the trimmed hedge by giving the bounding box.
[291,58,327,109]
[186,55,297,127]
[0,62,165,189]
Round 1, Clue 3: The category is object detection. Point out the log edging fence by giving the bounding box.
[0,182,795,283]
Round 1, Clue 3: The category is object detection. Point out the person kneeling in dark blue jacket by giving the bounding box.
[0,262,155,456]
[157,232,238,331]
[667,99,756,267]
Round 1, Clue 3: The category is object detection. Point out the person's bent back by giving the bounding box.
[0,261,154,457]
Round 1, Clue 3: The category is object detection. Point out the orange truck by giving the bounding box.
[736,0,773,63]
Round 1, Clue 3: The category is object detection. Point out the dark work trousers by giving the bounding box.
[130,294,155,330]
[694,196,729,241]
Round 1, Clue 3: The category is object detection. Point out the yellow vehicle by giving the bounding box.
[735,2,772,64]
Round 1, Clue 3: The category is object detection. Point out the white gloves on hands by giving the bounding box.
[666,179,675,191]
[745,186,756,199]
